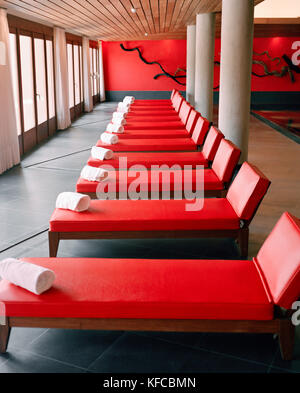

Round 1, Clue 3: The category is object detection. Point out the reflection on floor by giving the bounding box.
[253,110,300,141]
[0,103,300,373]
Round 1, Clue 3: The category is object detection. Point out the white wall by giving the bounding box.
[255,0,300,18]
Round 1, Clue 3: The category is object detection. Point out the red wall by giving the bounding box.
[102,40,186,91]
[103,37,300,92]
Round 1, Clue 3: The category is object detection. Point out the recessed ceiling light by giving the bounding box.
[144,32,148,36]
[131,7,137,13]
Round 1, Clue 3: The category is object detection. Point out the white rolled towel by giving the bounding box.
[112,117,126,126]
[80,165,108,182]
[117,102,130,112]
[0,258,55,295]
[101,132,119,145]
[91,146,113,160]
[106,123,124,134]
[117,107,130,114]
[123,96,135,104]
[56,192,91,212]
[112,111,127,119]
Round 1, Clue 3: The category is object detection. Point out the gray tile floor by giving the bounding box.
[0,103,299,373]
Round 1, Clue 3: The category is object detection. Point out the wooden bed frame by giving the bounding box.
[49,227,249,259]
[79,188,228,200]
[0,306,295,360]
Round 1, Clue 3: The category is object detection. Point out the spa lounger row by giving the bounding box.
[0,93,296,360]
[51,92,271,259]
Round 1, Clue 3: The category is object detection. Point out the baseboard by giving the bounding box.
[213,91,300,110]
[106,90,300,110]
[105,90,185,101]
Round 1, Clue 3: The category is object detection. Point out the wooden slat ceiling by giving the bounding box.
[0,0,266,40]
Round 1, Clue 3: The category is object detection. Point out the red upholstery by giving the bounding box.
[212,139,241,183]
[185,109,200,135]
[108,129,190,139]
[226,162,270,221]
[76,169,224,194]
[191,117,211,145]
[87,151,209,169]
[178,101,192,126]
[95,138,197,152]
[173,95,183,112]
[49,198,240,232]
[126,114,179,122]
[170,89,177,100]
[132,100,172,106]
[255,212,300,310]
[127,111,177,117]
[0,257,273,320]
[129,105,174,111]
[202,126,224,161]
[124,120,185,130]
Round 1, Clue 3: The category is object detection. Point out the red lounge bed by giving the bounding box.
[49,162,270,258]
[77,139,241,199]
[122,95,184,130]
[112,107,200,140]
[89,126,223,169]
[96,116,211,152]
[126,93,182,114]
[2,212,299,360]
[129,90,178,110]
[126,99,191,121]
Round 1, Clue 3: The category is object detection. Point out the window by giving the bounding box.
[66,34,83,120]
[90,41,100,105]
[34,38,48,125]
[8,15,57,154]
[67,43,74,110]
[19,35,35,133]
[46,40,55,119]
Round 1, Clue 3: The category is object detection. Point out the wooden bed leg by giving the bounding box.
[279,319,295,361]
[238,227,249,258]
[0,321,11,354]
[48,232,60,257]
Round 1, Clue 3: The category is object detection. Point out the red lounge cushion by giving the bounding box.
[109,129,190,139]
[129,106,174,112]
[173,96,183,112]
[132,100,172,106]
[191,117,211,146]
[76,169,224,193]
[226,162,270,221]
[255,212,300,310]
[124,121,184,130]
[202,126,224,162]
[0,258,273,320]
[126,114,179,122]
[178,101,192,126]
[185,109,200,135]
[212,139,241,183]
[95,138,197,152]
[87,152,209,169]
[127,112,178,117]
[49,198,239,232]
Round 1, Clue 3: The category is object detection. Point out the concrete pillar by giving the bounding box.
[218,0,254,161]
[194,13,216,122]
[186,25,196,105]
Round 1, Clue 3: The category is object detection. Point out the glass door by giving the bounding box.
[46,39,56,136]
[34,35,48,142]
[19,33,36,152]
